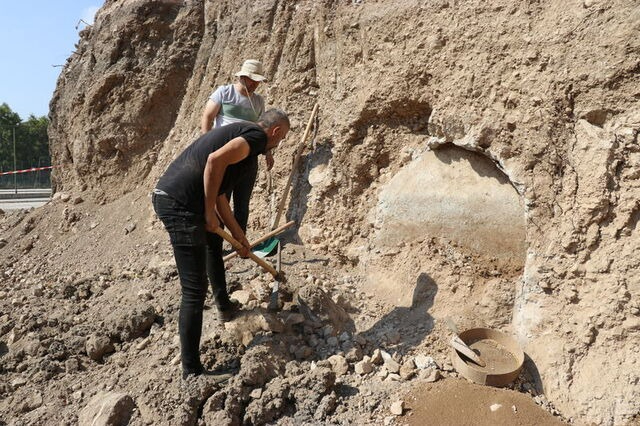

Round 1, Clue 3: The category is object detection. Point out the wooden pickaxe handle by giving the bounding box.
[270,103,319,229]
[214,228,279,278]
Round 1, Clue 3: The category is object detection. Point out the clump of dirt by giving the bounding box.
[1,0,639,425]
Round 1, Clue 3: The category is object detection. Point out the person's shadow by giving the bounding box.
[360,272,437,355]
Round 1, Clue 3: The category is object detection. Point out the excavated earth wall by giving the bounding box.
[1,0,638,424]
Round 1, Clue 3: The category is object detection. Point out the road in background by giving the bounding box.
[0,198,50,210]
[0,188,52,197]
[0,188,51,210]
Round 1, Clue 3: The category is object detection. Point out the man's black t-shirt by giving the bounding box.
[156,122,267,215]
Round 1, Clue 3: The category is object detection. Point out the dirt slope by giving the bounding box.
[1,0,639,425]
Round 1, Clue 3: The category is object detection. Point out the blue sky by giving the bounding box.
[0,1,104,121]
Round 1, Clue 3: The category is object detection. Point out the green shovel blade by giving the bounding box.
[253,237,279,258]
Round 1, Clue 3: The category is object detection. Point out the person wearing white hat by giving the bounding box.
[200,59,267,132]
[199,59,273,234]
[197,60,273,328]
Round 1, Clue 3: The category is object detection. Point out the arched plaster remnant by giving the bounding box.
[373,145,526,264]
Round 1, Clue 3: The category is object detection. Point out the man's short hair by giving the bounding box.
[259,109,290,129]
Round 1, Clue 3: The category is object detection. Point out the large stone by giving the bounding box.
[418,367,441,383]
[85,334,114,361]
[297,285,353,334]
[19,392,43,413]
[414,354,438,370]
[371,349,383,365]
[230,290,255,305]
[390,400,404,416]
[384,356,400,374]
[256,313,285,333]
[223,312,285,346]
[327,354,349,376]
[79,392,135,426]
[354,358,373,375]
[111,306,157,341]
[65,358,80,373]
[11,377,28,390]
[283,313,306,327]
[399,359,416,380]
[344,345,363,363]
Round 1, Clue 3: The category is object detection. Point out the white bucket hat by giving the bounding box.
[235,59,267,82]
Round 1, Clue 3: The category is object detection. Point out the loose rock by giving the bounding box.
[327,354,349,376]
[399,359,416,380]
[85,334,114,361]
[354,358,374,375]
[414,354,438,370]
[78,392,135,426]
[390,400,404,416]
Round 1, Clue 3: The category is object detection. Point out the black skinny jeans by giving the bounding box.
[152,192,222,373]
[151,168,256,374]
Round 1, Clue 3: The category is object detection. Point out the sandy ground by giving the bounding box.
[403,379,566,426]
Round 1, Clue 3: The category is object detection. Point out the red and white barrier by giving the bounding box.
[0,166,54,176]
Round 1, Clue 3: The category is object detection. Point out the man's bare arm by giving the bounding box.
[216,193,250,257]
[203,137,251,233]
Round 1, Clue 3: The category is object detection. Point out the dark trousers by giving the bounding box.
[152,192,233,374]
[152,162,256,374]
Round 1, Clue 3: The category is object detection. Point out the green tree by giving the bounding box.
[19,115,50,167]
[0,103,21,174]
[0,103,50,188]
